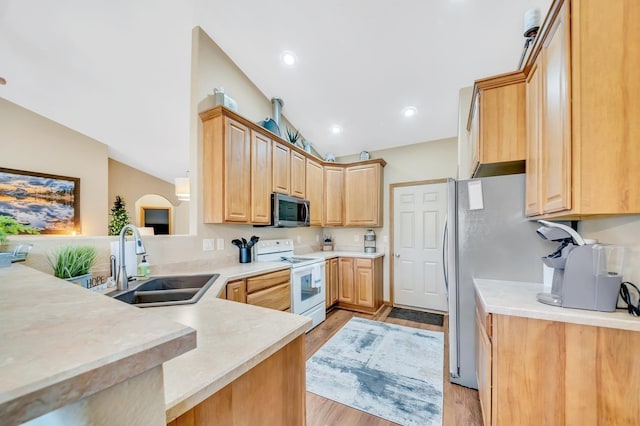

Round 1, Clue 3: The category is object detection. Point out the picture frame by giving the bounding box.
[0,167,80,234]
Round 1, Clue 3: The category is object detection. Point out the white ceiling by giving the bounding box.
[0,0,551,183]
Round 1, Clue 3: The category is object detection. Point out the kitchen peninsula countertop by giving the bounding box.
[1,261,311,424]
[148,262,311,422]
[474,278,640,332]
[0,264,196,424]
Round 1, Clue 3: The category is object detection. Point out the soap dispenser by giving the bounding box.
[138,255,151,280]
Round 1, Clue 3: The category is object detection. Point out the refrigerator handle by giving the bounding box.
[442,215,448,292]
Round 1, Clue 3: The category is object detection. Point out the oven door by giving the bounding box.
[291,262,325,314]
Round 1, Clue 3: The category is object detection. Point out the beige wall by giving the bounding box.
[0,97,108,236]
[108,159,189,235]
[332,137,459,301]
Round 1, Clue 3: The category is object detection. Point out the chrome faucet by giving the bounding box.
[116,224,147,291]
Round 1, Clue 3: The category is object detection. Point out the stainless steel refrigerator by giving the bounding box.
[444,174,551,389]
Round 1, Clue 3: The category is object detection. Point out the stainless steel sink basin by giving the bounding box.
[109,274,219,307]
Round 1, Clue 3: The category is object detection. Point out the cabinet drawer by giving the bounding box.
[247,282,291,311]
[354,258,373,268]
[246,269,290,293]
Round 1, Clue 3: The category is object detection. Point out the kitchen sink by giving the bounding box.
[109,274,219,307]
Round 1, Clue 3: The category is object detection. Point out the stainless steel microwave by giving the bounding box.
[270,193,310,227]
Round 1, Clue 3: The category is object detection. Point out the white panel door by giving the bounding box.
[393,182,448,311]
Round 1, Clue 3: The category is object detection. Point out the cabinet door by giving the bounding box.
[247,283,291,311]
[469,94,480,176]
[272,141,291,195]
[354,259,374,307]
[251,131,272,224]
[305,159,324,226]
[325,260,332,309]
[223,118,251,222]
[323,166,344,226]
[290,151,306,199]
[525,61,542,217]
[541,2,571,214]
[344,164,382,226]
[476,307,492,426]
[338,257,355,304]
[226,280,247,303]
[329,258,339,306]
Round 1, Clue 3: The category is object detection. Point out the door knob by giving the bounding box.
[394,253,400,258]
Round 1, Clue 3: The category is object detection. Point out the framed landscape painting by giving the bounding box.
[0,167,80,234]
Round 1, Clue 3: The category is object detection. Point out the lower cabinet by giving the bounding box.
[325,258,339,309]
[475,297,640,425]
[337,257,383,313]
[167,335,305,426]
[224,269,291,312]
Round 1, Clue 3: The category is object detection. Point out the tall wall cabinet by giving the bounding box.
[524,0,640,219]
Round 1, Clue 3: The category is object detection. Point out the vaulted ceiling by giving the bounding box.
[0,0,550,182]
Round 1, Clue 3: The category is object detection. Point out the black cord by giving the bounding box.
[617,281,640,317]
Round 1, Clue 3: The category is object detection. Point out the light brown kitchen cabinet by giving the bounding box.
[224,269,291,312]
[290,151,306,199]
[525,61,542,216]
[344,162,383,227]
[337,257,383,313]
[202,114,251,223]
[524,0,640,219]
[475,298,492,426]
[467,71,527,178]
[251,130,273,224]
[226,279,247,303]
[323,166,344,226]
[475,301,640,425]
[325,258,339,309]
[306,159,324,226]
[272,141,291,195]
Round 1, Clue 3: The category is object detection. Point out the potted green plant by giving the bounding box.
[286,127,301,147]
[0,215,39,267]
[49,245,97,288]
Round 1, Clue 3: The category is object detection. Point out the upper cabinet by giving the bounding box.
[201,106,387,226]
[467,71,527,178]
[323,165,344,226]
[202,113,251,223]
[344,163,383,226]
[305,158,324,226]
[272,141,291,195]
[523,0,640,219]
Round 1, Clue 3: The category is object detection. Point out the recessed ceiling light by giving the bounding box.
[280,51,297,66]
[330,125,343,135]
[402,106,418,118]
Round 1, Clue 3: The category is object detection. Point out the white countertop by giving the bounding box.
[474,278,640,332]
[0,264,196,424]
[145,262,311,422]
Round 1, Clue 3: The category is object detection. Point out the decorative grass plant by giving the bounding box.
[0,215,39,245]
[49,245,97,279]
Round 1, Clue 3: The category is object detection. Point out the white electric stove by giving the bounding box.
[255,239,326,331]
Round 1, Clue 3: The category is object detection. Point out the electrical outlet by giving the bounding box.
[383,235,389,243]
[216,238,224,250]
[353,234,360,242]
[296,235,302,244]
[202,239,215,251]
[316,235,320,242]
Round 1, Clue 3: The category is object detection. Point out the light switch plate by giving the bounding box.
[202,239,215,251]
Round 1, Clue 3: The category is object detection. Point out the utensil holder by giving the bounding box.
[239,247,252,263]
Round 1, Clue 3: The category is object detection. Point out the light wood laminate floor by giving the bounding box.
[305,306,482,426]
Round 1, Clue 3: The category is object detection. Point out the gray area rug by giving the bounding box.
[306,317,443,425]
